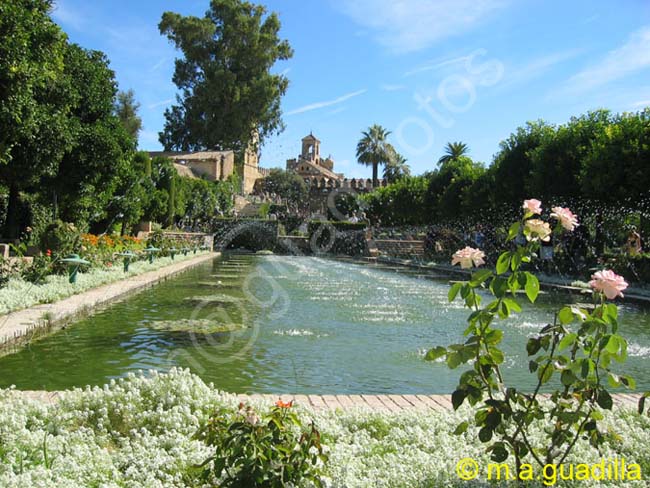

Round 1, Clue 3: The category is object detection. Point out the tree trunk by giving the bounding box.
[372,163,378,188]
[3,183,20,239]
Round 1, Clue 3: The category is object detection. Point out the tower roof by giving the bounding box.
[302,132,320,142]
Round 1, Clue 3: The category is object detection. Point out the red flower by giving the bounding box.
[275,399,293,409]
[46,249,52,257]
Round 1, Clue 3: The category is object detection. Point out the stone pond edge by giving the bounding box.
[0,252,220,354]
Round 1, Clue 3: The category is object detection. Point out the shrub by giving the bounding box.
[20,254,53,284]
[196,401,328,487]
[39,220,81,258]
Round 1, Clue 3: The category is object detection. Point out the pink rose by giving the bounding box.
[451,246,486,269]
[589,270,628,300]
[523,199,542,215]
[524,219,552,242]
[551,207,579,231]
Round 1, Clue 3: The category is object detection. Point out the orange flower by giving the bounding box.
[275,399,293,408]
[82,233,100,247]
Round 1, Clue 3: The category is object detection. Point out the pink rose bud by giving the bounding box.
[523,199,542,215]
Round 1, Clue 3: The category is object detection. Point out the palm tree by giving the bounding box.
[438,141,469,165]
[383,149,410,183]
[356,124,392,187]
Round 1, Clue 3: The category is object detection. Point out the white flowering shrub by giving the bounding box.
[0,251,210,315]
[0,369,649,487]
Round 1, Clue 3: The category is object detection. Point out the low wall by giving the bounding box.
[373,239,425,260]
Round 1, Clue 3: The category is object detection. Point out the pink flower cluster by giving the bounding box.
[522,199,580,235]
[451,246,486,269]
[589,269,628,300]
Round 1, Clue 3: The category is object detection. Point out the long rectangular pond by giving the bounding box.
[1,254,649,393]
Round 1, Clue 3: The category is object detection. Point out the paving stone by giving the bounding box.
[8,391,642,413]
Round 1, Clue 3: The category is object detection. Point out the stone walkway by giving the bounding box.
[0,252,218,349]
[13,391,642,412]
[238,393,642,412]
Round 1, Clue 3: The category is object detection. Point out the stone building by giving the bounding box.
[148,147,269,195]
[283,133,387,214]
[148,151,235,182]
[286,133,344,184]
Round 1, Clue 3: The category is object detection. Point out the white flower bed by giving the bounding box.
[0,369,648,487]
[0,252,210,315]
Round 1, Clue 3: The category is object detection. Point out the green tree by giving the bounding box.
[258,169,308,206]
[383,150,411,183]
[47,43,134,230]
[158,0,293,153]
[491,121,554,205]
[109,152,153,235]
[529,110,611,199]
[426,156,485,220]
[438,141,469,165]
[356,124,393,187]
[114,89,142,141]
[580,109,650,203]
[0,0,68,238]
[361,176,429,225]
[143,156,174,224]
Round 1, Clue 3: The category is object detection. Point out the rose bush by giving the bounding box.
[427,199,638,472]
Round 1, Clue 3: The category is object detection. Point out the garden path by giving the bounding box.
[15,391,642,412]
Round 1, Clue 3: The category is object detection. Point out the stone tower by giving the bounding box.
[301,133,320,163]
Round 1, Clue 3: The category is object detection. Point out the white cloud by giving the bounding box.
[499,49,584,89]
[286,89,367,116]
[150,58,168,72]
[147,99,174,110]
[633,100,650,108]
[334,0,508,53]
[403,55,470,77]
[557,26,650,96]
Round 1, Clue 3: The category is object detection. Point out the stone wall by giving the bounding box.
[373,239,425,260]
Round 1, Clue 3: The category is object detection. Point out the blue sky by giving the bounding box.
[51,0,650,178]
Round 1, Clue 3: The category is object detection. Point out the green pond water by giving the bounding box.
[1,255,649,394]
